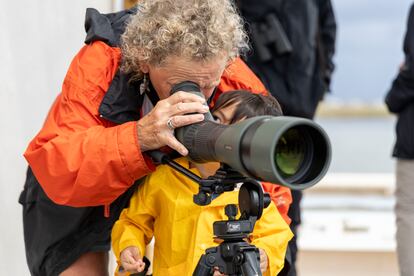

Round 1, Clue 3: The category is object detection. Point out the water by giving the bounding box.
[315,116,396,173]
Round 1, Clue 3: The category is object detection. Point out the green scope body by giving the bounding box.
[176,116,331,190]
[171,82,331,190]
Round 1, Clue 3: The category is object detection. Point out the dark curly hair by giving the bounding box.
[212,90,283,124]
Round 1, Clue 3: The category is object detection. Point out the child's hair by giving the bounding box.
[211,90,283,124]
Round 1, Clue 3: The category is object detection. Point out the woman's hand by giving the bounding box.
[259,248,269,273]
[137,91,209,156]
[119,246,145,273]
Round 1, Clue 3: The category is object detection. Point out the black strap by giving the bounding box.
[207,87,218,106]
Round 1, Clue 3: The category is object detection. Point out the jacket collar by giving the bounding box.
[98,70,161,124]
[98,70,143,124]
[85,7,147,124]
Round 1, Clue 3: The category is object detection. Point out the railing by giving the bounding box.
[308,172,395,195]
[300,172,396,252]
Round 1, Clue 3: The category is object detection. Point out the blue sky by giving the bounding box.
[328,0,412,103]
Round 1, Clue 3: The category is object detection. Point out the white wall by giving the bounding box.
[0,1,114,274]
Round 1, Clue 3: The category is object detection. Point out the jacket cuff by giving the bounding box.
[117,121,155,182]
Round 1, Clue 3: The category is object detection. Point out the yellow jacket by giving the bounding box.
[112,158,293,275]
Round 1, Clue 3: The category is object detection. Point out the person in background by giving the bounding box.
[237,1,337,274]
[385,4,414,276]
[112,90,293,276]
[18,1,273,275]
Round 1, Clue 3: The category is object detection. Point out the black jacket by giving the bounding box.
[385,4,414,159]
[239,0,336,118]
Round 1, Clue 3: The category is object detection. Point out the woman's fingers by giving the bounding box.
[164,134,188,156]
[171,101,210,116]
[168,114,205,129]
[137,114,205,154]
[164,91,210,116]
[166,91,206,105]
[136,90,213,154]
[161,115,204,155]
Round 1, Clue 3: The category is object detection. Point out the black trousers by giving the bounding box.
[19,167,138,276]
[286,190,302,276]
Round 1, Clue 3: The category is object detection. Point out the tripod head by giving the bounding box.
[148,150,271,275]
[193,180,271,276]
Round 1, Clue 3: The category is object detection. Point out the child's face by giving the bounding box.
[212,101,240,125]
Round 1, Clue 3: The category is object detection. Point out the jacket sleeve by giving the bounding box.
[318,0,337,87]
[385,70,414,113]
[385,4,414,113]
[24,41,155,207]
[250,202,293,276]
[261,182,292,225]
[112,182,155,261]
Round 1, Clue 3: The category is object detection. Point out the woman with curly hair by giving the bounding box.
[20,0,274,275]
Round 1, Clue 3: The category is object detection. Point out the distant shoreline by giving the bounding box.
[315,102,393,118]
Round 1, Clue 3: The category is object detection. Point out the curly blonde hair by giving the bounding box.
[121,0,249,80]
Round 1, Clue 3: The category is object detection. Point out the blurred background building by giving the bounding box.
[0,0,411,275]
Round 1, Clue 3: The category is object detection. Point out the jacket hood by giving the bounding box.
[84,7,161,125]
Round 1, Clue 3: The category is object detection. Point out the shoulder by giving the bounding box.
[218,58,267,94]
[64,41,122,99]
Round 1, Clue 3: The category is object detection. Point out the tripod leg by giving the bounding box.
[193,254,213,276]
[240,250,262,276]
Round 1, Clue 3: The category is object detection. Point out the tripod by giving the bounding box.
[148,151,271,276]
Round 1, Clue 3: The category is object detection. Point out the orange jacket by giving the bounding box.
[24,41,291,220]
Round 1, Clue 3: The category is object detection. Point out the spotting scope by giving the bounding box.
[171,82,331,190]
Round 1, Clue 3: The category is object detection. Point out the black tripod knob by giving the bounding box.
[263,193,271,208]
[225,204,238,220]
